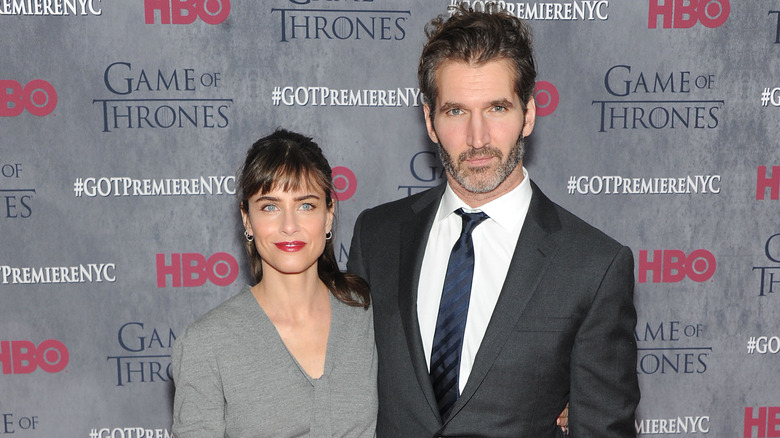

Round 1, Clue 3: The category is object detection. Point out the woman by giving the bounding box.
[171,129,377,437]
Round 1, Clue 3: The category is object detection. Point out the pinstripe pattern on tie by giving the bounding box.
[430,208,489,420]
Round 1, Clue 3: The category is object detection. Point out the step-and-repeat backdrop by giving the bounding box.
[2,1,779,436]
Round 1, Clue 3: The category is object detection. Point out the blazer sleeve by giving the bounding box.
[569,245,640,437]
[171,326,226,438]
[347,209,369,282]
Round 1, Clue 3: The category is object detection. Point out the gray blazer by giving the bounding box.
[347,181,639,437]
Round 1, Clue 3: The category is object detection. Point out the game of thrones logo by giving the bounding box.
[93,61,232,132]
[272,0,410,42]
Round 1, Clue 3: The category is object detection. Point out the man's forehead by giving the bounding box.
[436,58,515,76]
[434,59,519,106]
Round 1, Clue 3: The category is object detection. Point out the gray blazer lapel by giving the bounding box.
[451,182,563,418]
[397,184,445,420]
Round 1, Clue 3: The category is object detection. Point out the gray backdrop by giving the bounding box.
[2,0,778,436]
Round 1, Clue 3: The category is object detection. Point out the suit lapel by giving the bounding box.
[451,182,563,418]
[397,185,445,420]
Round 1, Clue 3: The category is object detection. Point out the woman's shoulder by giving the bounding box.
[331,294,374,333]
[178,285,256,341]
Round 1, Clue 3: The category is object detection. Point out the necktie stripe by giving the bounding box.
[431,332,464,362]
[430,208,489,421]
[435,291,470,317]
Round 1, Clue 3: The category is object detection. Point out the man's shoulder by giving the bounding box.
[559,204,624,252]
[357,184,442,223]
[532,182,625,252]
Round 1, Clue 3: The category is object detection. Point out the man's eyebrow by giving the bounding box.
[438,99,516,112]
[490,98,515,108]
[438,101,462,112]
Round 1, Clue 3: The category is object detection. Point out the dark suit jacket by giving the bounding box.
[347,181,639,438]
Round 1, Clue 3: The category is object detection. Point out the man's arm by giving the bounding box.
[557,404,569,436]
[569,245,640,437]
[347,210,369,281]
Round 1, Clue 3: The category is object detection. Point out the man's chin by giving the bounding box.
[455,176,502,194]
[460,162,498,176]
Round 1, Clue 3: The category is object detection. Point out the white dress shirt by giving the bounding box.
[417,167,533,394]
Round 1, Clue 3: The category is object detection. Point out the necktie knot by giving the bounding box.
[455,208,489,237]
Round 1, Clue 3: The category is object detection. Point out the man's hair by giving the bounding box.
[418,4,537,116]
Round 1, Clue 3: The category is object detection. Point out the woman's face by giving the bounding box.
[241,183,334,279]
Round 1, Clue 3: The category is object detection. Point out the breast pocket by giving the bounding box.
[514,316,574,333]
[508,316,578,370]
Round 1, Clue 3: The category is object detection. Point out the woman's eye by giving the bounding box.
[261,204,277,212]
[300,203,314,211]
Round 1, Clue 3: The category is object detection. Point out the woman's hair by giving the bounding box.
[236,128,370,308]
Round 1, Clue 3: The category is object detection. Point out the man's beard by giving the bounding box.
[435,137,525,194]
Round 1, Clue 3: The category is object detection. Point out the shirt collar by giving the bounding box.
[438,167,532,231]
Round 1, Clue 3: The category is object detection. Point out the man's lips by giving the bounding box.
[275,241,306,252]
[465,156,495,166]
[460,149,500,167]
[463,155,497,168]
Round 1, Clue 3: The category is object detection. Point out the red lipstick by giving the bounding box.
[275,241,306,252]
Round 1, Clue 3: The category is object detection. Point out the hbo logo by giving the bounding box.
[638,249,717,283]
[144,0,231,24]
[0,340,69,374]
[156,252,239,287]
[649,0,730,29]
[0,80,57,117]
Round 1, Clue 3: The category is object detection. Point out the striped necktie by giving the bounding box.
[430,208,489,420]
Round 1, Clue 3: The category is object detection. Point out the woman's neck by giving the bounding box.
[252,269,329,321]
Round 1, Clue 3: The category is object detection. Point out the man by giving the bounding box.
[348,5,639,437]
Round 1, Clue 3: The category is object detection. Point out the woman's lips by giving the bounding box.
[275,241,306,252]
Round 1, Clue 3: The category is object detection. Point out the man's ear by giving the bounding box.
[423,103,439,143]
[522,97,536,138]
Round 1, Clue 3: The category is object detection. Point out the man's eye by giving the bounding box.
[447,108,463,116]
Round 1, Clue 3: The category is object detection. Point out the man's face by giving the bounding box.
[424,59,535,201]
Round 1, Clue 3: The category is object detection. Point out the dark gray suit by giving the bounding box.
[347,181,639,437]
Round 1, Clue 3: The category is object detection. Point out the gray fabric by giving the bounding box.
[171,285,378,438]
[348,182,639,437]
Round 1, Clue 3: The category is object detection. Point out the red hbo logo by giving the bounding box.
[649,0,730,29]
[156,252,239,287]
[0,80,57,117]
[638,249,717,283]
[144,0,230,25]
[533,81,559,117]
[756,166,780,201]
[0,340,69,374]
[332,166,357,201]
[744,407,780,438]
